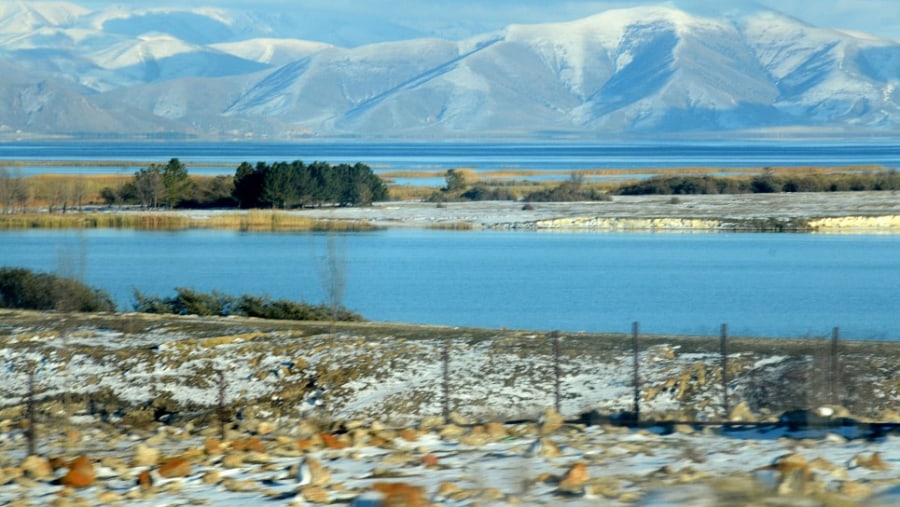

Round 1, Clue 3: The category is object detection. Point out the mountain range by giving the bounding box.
[0,1,898,140]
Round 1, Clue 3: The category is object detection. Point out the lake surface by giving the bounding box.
[3,141,898,177]
[1,229,897,340]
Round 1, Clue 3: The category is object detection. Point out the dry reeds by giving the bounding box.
[0,211,379,232]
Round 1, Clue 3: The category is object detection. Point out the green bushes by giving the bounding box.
[523,174,612,202]
[617,170,900,195]
[0,267,116,312]
[132,287,364,322]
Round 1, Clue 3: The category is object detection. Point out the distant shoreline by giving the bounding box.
[1,191,899,233]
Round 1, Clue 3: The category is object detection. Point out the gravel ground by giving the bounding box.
[281,191,900,230]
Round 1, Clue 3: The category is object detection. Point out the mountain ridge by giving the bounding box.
[0,1,897,140]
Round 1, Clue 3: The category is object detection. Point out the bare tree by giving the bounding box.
[0,167,29,213]
[315,232,347,330]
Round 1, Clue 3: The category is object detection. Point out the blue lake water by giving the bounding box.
[1,229,897,340]
[3,141,899,177]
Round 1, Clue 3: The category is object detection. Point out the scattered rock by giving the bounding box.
[539,408,564,435]
[20,455,52,480]
[371,482,427,507]
[849,452,890,471]
[320,433,349,450]
[421,453,439,468]
[294,457,330,486]
[60,456,95,489]
[300,485,330,503]
[157,457,191,479]
[728,401,758,422]
[557,461,589,495]
[132,445,160,467]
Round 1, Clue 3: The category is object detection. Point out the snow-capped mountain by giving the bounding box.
[0,1,897,140]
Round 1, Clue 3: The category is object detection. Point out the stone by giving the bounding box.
[96,490,124,504]
[60,456,95,489]
[202,470,222,485]
[372,482,428,507]
[459,427,492,447]
[204,437,224,455]
[294,457,330,486]
[398,428,419,442]
[485,421,508,440]
[421,453,439,468]
[20,455,53,480]
[137,469,153,490]
[320,433,349,450]
[222,478,259,492]
[539,408,565,435]
[158,457,192,479]
[221,453,244,468]
[133,444,160,467]
[438,424,465,440]
[448,412,470,426]
[728,401,757,422]
[258,420,277,435]
[849,452,889,471]
[419,415,445,431]
[557,461,589,494]
[300,485,330,503]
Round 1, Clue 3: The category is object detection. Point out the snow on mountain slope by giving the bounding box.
[0,1,88,35]
[210,38,334,66]
[0,2,897,139]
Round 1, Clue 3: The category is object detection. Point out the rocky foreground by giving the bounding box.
[0,310,898,505]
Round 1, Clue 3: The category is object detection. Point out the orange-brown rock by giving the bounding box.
[232,437,266,453]
[158,457,192,479]
[558,462,589,494]
[372,482,428,507]
[399,428,419,442]
[60,456,95,489]
[421,453,439,468]
[137,469,153,490]
[320,432,349,450]
[204,437,224,455]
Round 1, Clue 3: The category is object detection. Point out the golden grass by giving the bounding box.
[0,211,379,232]
[425,221,477,231]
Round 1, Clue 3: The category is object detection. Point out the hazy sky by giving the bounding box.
[77,0,900,42]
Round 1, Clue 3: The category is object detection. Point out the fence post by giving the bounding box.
[442,340,450,424]
[216,369,227,440]
[830,327,840,407]
[552,331,561,414]
[632,322,640,423]
[721,323,729,420]
[26,364,36,456]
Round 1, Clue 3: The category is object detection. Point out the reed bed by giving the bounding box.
[425,221,477,231]
[0,211,379,232]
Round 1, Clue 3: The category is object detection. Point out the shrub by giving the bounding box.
[132,288,364,322]
[0,267,115,312]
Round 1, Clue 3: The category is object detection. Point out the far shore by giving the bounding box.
[1,191,899,233]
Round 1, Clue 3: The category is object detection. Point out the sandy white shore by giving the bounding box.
[274,191,900,231]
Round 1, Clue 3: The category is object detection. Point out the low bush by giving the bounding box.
[132,287,364,322]
[0,267,116,312]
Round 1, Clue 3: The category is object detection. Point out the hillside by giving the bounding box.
[0,2,897,139]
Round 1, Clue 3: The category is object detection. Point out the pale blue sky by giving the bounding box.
[77,0,900,43]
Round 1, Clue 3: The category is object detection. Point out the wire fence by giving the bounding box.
[6,319,900,456]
